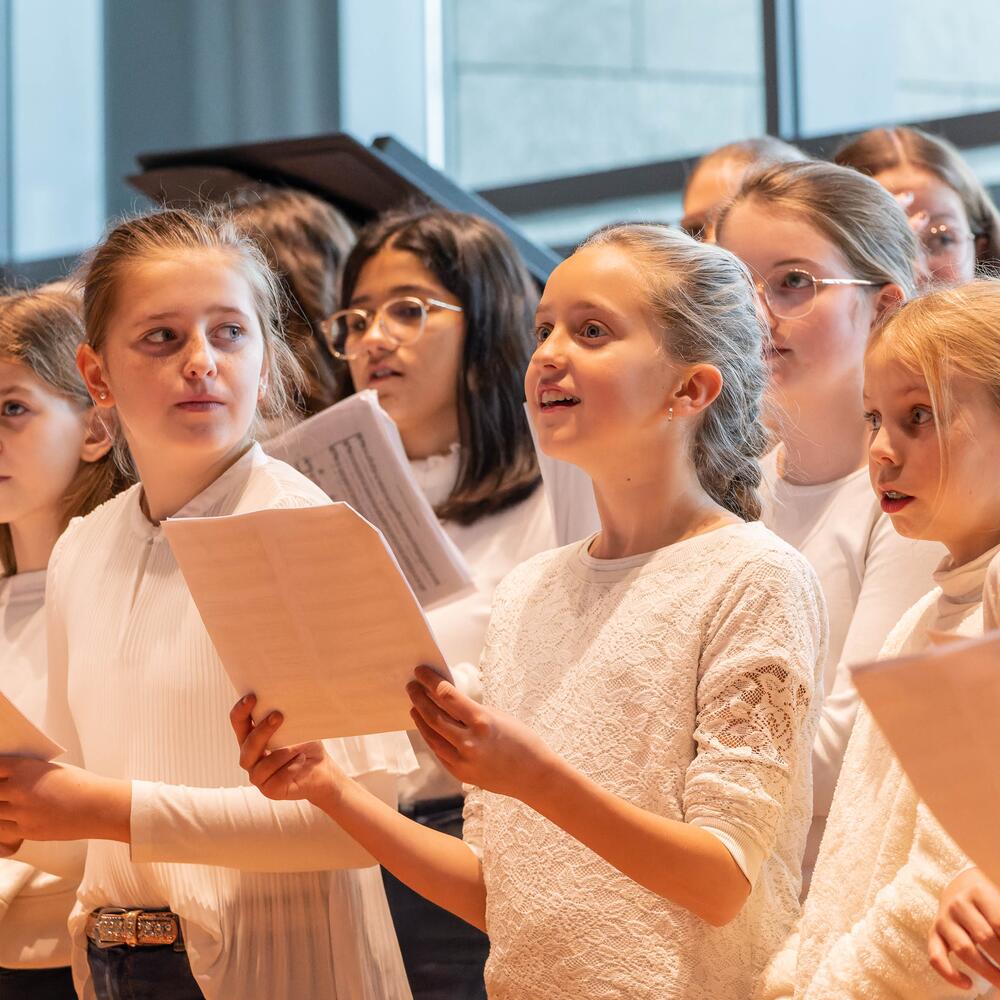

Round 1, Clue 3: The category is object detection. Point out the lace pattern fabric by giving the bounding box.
[465,522,827,1000]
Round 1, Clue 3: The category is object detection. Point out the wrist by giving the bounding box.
[81,773,132,843]
[519,743,565,811]
[309,759,347,815]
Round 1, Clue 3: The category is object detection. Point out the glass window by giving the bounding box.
[796,0,1000,137]
[443,0,766,189]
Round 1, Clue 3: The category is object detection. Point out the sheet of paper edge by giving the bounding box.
[0,690,65,760]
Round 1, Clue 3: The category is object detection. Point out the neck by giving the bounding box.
[134,439,254,524]
[9,510,62,573]
[400,411,460,462]
[588,451,737,560]
[774,387,869,485]
[944,527,1000,569]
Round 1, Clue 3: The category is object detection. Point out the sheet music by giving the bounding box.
[851,632,1000,885]
[0,690,64,760]
[265,391,472,610]
[163,503,451,744]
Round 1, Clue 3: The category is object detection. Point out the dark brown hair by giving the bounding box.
[835,127,1000,273]
[0,289,131,575]
[231,188,356,415]
[339,207,541,525]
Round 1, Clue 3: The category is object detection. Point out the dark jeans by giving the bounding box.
[382,797,488,1000]
[87,940,204,1000]
[0,966,76,1000]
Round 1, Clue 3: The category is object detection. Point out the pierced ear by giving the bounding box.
[671,363,724,418]
[80,406,114,464]
[76,344,114,409]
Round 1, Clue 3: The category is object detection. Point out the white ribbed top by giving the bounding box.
[33,445,415,1000]
[0,569,75,969]
[465,521,827,1000]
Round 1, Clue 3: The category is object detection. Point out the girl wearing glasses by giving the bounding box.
[761,281,1000,998]
[715,161,945,889]
[835,126,1000,287]
[0,209,415,1000]
[232,222,826,1000]
[327,207,555,1000]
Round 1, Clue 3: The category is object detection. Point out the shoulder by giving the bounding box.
[53,482,142,560]
[878,588,941,658]
[234,452,331,513]
[712,521,823,596]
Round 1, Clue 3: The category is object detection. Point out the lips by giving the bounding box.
[176,396,225,412]
[368,365,402,384]
[879,488,914,514]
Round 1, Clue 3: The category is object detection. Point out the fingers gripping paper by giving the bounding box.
[265,391,472,609]
[163,504,449,744]
[0,691,64,760]
[851,632,1000,885]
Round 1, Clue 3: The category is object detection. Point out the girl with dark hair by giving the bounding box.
[233,223,826,1000]
[330,206,556,1000]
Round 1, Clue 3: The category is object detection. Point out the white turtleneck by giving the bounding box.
[400,446,556,805]
[0,570,75,970]
[759,542,1000,999]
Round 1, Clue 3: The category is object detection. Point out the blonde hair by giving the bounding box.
[835,126,1000,273]
[684,135,808,198]
[717,160,920,298]
[0,289,131,575]
[580,223,769,521]
[868,280,1000,468]
[81,207,305,462]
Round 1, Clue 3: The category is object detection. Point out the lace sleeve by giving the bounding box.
[684,553,826,886]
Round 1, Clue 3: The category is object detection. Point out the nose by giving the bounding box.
[868,423,899,467]
[754,281,780,334]
[183,330,218,381]
[530,326,571,369]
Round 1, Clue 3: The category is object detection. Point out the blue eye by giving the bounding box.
[579,322,606,339]
[217,324,245,341]
[534,325,552,344]
[144,328,175,345]
[1,401,27,417]
[911,406,933,425]
[863,410,881,431]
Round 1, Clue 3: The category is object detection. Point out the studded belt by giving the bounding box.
[85,908,182,948]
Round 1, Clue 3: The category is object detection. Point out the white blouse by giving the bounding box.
[759,543,1000,999]
[0,570,75,970]
[760,449,945,879]
[400,447,556,805]
[18,445,416,1000]
[466,522,827,1000]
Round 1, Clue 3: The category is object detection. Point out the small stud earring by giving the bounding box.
[668,406,674,422]
[98,391,108,401]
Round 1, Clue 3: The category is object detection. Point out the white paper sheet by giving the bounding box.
[850,631,1000,885]
[265,391,472,610]
[163,503,450,744]
[0,690,64,760]
[523,402,600,547]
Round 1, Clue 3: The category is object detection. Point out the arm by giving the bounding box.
[813,523,942,815]
[802,803,991,998]
[408,544,825,931]
[232,698,487,930]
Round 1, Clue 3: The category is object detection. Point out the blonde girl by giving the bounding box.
[715,161,946,884]
[0,211,415,1000]
[760,280,1000,998]
[0,288,123,1000]
[233,223,827,1000]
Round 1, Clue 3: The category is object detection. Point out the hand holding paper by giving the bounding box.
[164,502,450,745]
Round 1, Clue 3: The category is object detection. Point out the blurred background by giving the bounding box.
[4,0,1000,282]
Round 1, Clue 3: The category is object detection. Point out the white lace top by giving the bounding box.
[465,521,827,1000]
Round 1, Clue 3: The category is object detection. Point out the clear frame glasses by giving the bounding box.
[324,296,463,362]
[755,268,883,320]
[921,221,977,263]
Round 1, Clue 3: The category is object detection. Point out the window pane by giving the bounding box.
[444,0,766,189]
[797,0,1000,137]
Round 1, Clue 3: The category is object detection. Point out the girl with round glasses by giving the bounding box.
[329,206,556,1000]
[835,126,1000,287]
[715,160,946,891]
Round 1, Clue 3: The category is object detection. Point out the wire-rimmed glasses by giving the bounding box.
[755,268,883,320]
[920,221,977,264]
[324,296,463,362]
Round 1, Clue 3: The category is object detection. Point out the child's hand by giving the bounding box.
[928,867,1000,989]
[229,695,344,808]
[406,666,555,804]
